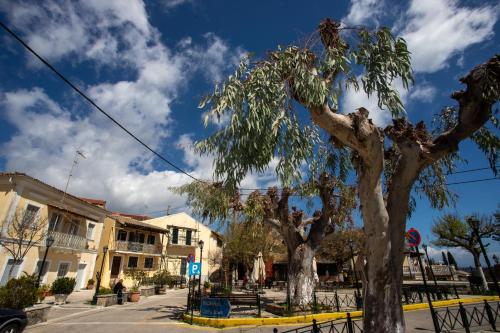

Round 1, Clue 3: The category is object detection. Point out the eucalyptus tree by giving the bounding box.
[432,214,497,291]
[190,19,499,332]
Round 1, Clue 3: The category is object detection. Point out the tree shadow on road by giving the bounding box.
[135,305,186,320]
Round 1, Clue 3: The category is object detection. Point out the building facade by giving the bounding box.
[145,213,223,283]
[94,214,168,289]
[0,173,107,289]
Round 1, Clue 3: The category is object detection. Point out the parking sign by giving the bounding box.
[189,262,201,276]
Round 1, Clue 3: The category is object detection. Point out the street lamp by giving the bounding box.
[92,245,109,305]
[467,217,500,297]
[36,235,55,288]
[198,240,204,299]
[422,243,441,299]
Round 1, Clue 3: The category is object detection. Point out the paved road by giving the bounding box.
[26,289,494,333]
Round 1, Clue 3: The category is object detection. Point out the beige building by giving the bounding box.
[93,213,168,289]
[145,212,223,282]
[0,173,107,289]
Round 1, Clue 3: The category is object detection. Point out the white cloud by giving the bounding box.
[343,0,385,26]
[0,1,246,215]
[423,244,499,268]
[401,0,498,73]
[162,0,193,10]
[341,80,437,126]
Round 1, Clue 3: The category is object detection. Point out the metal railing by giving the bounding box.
[113,241,162,254]
[48,231,87,250]
[275,315,363,333]
[434,300,498,332]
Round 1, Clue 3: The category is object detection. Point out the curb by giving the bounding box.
[183,296,500,328]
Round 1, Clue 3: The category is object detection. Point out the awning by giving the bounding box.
[47,201,99,222]
[111,215,168,233]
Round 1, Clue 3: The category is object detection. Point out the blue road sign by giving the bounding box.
[200,298,231,318]
[188,262,201,276]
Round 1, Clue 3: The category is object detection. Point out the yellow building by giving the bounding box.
[94,213,168,289]
[145,212,224,283]
[0,172,108,289]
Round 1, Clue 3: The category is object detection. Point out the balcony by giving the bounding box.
[48,231,88,250]
[113,241,163,255]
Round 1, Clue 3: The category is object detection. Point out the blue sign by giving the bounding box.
[200,298,231,318]
[188,262,201,276]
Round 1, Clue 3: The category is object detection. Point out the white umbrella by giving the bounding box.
[312,257,319,284]
[251,252,266,283]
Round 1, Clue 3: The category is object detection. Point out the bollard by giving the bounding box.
[334,291,340,312]
[483,300,497,331]
[346,312,354,333]
[257,293,261,317]
[313,290,318,313]
[273,328,278,333]
[458,302,471,333]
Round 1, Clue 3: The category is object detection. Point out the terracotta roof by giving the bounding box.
[80,197,107,206]
[112,212,151,221]
[0,172,108,213]
[110,213,168,233]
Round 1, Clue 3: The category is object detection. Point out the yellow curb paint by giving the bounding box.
[183,296,499,328]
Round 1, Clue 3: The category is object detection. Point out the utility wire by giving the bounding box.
[1,21,498,197]
[0,21,202,183]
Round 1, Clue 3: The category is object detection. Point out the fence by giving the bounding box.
[269,285,458,315]
[274,300,498,333]
[274,315,363,333]
[434,300,498,332]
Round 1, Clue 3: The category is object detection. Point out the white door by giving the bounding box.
[75,263,87,290]
[0,259,23,286]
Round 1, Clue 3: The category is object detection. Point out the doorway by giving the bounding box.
[75,263,87,290]
[110,256,122,278]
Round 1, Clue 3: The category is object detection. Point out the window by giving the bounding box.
[128,232,137,242]
[22,204,39,227]
[216,238,223,248]
[48,213,61,232]
[147,235,155,245]
[128,256,138,268]
[185,230,192,246]
[117,230,127,241]
[57,263,70,277]
[0,259,23,286]
[180,258,187,276]
[138,233,145,243]
[144,257,154,269]
[172,228,179,244]
[35,260,50,283]
[86,223,95,240]
[68,222,79,236]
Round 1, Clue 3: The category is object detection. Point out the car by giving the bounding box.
[0,309,28,333]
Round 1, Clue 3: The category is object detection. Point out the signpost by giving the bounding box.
[406,228,439,333]
[200,298,231,318]
[189,262,201,277]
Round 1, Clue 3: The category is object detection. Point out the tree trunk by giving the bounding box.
[287,242,315,306]
[473,253,489,291]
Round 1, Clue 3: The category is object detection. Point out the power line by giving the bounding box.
[0,21,202,183]
[445,177,499,186]
[1,21,498,197]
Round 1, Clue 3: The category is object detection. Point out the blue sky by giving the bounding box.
[0,0,498,265]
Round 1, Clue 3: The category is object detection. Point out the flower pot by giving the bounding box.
[54,294,68,305]
[129,292,141,302]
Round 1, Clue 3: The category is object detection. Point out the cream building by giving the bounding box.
[145,212,223,282]
[0,173,108,289]
[94,213,168,289]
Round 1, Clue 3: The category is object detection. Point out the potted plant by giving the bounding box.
[124,269,145,302]
[153,271,170,294]
[51,277,76,305]
[203,281,211,294]
[36,285,49,303]
[86,278,95,290]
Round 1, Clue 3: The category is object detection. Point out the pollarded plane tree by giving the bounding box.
[174,171,357,307]
[191,19,499,332]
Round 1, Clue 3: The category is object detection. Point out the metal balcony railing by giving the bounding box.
[114,241,163,255]
[48,231,87,250]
